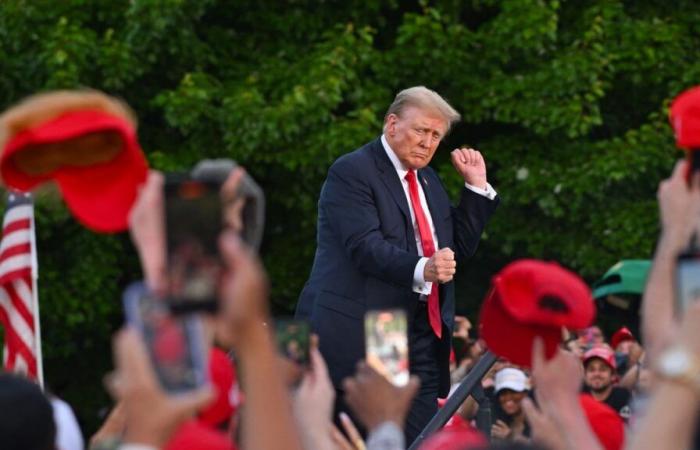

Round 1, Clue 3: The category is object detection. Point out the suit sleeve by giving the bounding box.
[320,160,419,288]
[452,187,499,262]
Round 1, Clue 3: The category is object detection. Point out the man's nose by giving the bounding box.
[421,134,436,148]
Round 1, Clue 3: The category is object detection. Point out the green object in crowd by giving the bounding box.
[592,260,652,300]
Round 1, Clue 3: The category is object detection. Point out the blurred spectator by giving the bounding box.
[0,372,56,450]
[521,339,607,450]
[51,395,85,450]
[578,326,605,352]
[578,395,625,450]
[582,347,631,422]
[609,327,644,377]
[343,362,420,450]
[490,368,530,443]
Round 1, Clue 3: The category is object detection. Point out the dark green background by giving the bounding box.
[0,0,695,435]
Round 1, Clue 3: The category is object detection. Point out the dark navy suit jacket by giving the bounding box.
[296,137,498,396]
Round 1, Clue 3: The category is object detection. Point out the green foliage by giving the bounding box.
[1,0,698,434]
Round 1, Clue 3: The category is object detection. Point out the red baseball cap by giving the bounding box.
[479,259,595,367]
[610,327,634,351]
[583,346,616,370]
[579,394,625,450]
[0,108,148,232]
[198,347,238,428]
[670,86,700,148]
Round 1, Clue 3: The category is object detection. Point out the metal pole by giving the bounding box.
[408,350,498,450]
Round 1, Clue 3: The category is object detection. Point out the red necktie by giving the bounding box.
[405,169,442,338]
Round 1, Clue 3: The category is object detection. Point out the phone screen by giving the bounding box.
[676,255,700,316]
[365,309,409,386]
[165,176,223,314]
[122,282,209,393]
[274,318,310,367]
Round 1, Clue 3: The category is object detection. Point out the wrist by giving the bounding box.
[655,345,700,398]
[658,231,690,255]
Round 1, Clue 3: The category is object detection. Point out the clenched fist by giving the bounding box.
[424,248,456,284]
[451,147,488,189]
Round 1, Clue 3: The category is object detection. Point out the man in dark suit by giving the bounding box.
[296,86,499,444]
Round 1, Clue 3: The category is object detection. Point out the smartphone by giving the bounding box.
[274,318,310,367]
[122,282,209,394]
[164,161,266,314]
[190,159,266,251]
[676,252,700,316]
[165,174,223,314]
[364,309,409,386]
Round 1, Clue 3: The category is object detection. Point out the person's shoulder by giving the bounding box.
[611,386,632,400]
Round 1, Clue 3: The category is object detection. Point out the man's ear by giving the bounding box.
[385,114,398,137]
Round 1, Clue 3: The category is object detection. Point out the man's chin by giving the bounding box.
[589,385,610,394]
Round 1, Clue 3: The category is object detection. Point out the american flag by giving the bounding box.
[0,191,42,384]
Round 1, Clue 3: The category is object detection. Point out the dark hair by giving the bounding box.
[0,373,56,450]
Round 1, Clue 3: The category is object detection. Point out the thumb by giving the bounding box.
[219,230,244,268]
[172,385,215,418]
[521,397,542,425]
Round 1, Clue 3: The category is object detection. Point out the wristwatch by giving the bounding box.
[655,346,700,395]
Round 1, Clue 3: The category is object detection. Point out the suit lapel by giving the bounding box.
[370,139,412,224]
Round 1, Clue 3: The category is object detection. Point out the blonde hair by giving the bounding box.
[383,86,461,133]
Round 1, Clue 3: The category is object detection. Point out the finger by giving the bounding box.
[466,149,476,165]
[171,385,215,419]
[130,170,164,221]
[521,397,542,426]
[310,333,320,352]
[451,149,467,165]
[462,148,473,166]
[672,159,688,182]
[331,424,356,450]
[114,328,159,392]
[221,167,245,200]
[310,345,330,381]
[531,337,546,374]
[340,412,366,450]
[475,151,485,167]
[103,371,124,400]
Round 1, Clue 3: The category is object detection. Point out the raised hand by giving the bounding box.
[450,147,488,189]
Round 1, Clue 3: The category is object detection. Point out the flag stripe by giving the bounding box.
[0,303,35,376]
[0,192,37,381]
[0,229,30,253]
[3,218,30,235]
[2,205,32,227]
[0,291,34,351]
[0,243,31,263]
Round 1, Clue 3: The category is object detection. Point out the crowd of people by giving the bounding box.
[2,86,700,450]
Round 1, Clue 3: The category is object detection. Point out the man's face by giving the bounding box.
[384,106,448,170]
[584,358,614,393]
[497,389,526,416]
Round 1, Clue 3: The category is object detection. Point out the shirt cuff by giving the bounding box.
[464,182,497,200]
[366,421,405,450]
[413,258,432,295]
